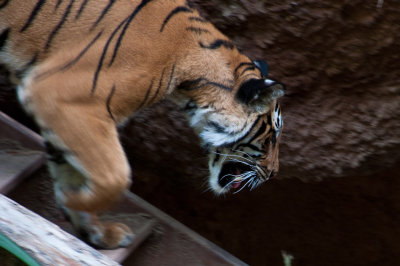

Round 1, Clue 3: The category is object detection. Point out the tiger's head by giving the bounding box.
[206,91,283,194]
[175,60,285,194]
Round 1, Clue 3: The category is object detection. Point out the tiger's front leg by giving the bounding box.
[21,73,134,249]
[44,125,134,249]
[48,159,134,249]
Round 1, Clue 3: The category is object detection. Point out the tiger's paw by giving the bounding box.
[84,222,134,249]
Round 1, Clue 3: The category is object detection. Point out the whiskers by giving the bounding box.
[210,150,263,193]
[220,170,259,193]
[220,171,254,182]
[233,178,254,194]
[207,149,266,194]
[210,151,255,164]
[233,175,262,194]
[201,180,213,193]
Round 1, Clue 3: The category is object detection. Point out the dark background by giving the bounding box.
[1,1,399,265]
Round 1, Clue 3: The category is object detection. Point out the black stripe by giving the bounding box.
[239,66,256,77]
[199,39,235,50]
[205,81,232,91]
[239,116,261,142]
[0,0,10,9]
[149,68,166,104]
[177,78,203,90]
[106,85,116,121]
[20,0,46,32]
[160,6,192,32]
[239,73,260,83]
[45,0,75,51]
[15,53,39,78]
[59,30,102,71]
[235,143,263,153]
[75,0,89,19]
[108,0,153,67]
[276,116,281,128]
[137,78,154,109]
[211,116,263,148]
[91,0,115,30]
[55,0,63,10]
[177,78,232,91]
[213,149,221,166]
[270,131,277,145]
[92,17,128,94]
[209,121,226,134]
[0,28,9,51]
[234,62,253,76]
[36,31,102,80]
[247,122,267,144]
[226,116,262,148]
[186,26,210,34]
[188,16,207,23]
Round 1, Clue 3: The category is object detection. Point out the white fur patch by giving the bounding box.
[197,115,256,147]
[200,130,238,147]
[189,108,211,128]
[208,154,228,194]
[264,79,275,86]
[16,84,35,114]
[189,107,249,147]
[43,130,90,181]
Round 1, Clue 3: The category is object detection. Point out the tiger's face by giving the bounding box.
[179,77,285,194]
[207,103,283,194]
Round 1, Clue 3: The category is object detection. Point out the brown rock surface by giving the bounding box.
[1,1,400,265]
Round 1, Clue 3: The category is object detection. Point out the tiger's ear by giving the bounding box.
[236,78,285,113]
[253,60,269,78]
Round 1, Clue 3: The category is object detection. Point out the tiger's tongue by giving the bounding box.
[232,168,242,189]
[232,181,242,189]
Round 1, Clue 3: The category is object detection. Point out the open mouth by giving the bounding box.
[218,161,253,190]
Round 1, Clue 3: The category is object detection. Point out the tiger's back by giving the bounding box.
[0,0,238,122]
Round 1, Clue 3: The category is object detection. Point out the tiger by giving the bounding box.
[0,0,285,249]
